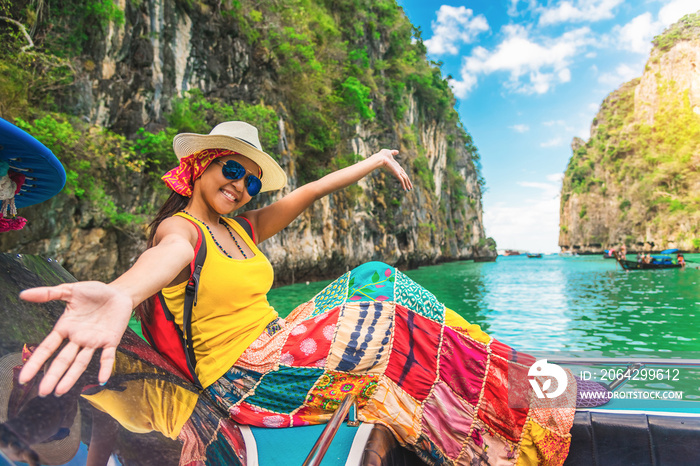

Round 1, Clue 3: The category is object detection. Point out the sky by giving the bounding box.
[396,0,700,253]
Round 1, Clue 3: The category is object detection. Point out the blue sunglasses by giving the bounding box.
[216,159,262,197]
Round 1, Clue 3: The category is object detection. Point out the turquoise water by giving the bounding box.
[268,255,700,399]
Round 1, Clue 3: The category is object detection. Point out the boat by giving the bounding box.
[503,249,521,256]
[2,253,700,465]
[614,250,682,270]
[526,253,542,258]
[0,117,66,210]
[602,249,616,259]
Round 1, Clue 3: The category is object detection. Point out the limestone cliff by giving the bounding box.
[0,0,494,284]
[559,13,700,253]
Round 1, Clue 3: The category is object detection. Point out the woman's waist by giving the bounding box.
[191,308,279,347]
[192,313,279,387]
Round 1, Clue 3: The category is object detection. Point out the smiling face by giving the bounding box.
[189,154,262,216]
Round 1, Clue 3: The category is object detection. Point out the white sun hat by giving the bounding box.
[172,121,287,193]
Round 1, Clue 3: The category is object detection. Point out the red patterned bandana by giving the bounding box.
[162,149,236,197]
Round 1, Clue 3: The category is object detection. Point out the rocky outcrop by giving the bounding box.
[559,13,700,254]
[0,0,493,284]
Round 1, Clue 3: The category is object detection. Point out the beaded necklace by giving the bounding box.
[181,210,248,259]
[221,221,248,258]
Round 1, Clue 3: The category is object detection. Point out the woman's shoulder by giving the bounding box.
[154,215,200,247]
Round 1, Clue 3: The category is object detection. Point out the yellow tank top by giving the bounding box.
[161,212,278,388]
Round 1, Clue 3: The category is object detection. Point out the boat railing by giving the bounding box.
[302,393,357,466]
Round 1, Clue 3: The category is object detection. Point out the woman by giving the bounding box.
[19,122,575,464]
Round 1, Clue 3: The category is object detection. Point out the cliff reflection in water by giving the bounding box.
[0,253,245,465]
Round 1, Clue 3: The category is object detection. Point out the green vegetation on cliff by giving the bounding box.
[561,12,700,251]
[0,0,480,221]
[652,12,700,52]
[0,0,491,279]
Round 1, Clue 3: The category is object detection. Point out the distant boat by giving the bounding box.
[503,250,521,256]
[603,249,616,259]
[526,253,543,258]
[614,251,682,270]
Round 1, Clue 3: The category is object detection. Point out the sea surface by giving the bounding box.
[267,254,700,399]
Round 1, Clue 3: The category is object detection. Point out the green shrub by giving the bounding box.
[14,113,147,225]
[47,0,125,57]
[652,12,700,52]
[332,153,363,170]
[413,154,435,192]
[340,76,375,121]
[669,199,686,213]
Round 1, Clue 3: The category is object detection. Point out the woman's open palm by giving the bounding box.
[18,282,133,396]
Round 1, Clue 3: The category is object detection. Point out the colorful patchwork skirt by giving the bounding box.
[205,262,576,465]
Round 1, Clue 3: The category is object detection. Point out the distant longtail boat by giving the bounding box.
[614,251,682,270]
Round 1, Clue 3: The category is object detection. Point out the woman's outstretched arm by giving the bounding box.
[245,149,412,243]
[18,218,196,397]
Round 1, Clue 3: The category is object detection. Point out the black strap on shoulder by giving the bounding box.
[182,219,207,390]
[233,216,254,242]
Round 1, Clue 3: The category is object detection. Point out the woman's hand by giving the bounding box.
[372,149,413,192]
[18,282,133,397]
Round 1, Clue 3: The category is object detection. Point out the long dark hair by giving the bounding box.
[135,191,189,323]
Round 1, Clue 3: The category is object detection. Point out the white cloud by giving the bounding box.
[508,0,521,17]
[519,178,563,198]
[659,0,700,27]
[616,12,656,54]
[519,180,558,193]
[541,137,564,147]
[558,68,572,82]
[598,62,643,86]
[510,124,530,133]
[538,0,624,26]
[546,172,565,183]
[484,176,563,252]
[542,119,576,134]
[424,5,489,56]
[528,70,556,94]
[614,0,700,55]
[448,74,478,99]
[508,0,538,17]
[457,25,594,96]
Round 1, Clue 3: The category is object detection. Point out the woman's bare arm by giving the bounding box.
[245,149,412,243]
[18,218,197,396]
